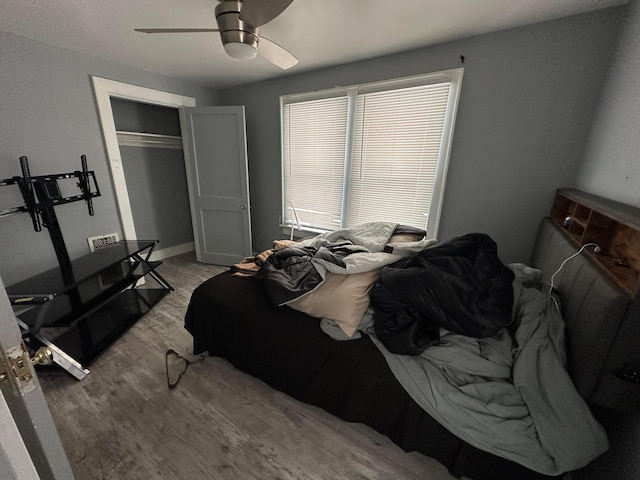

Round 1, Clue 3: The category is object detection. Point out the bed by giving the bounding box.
[184,215,636,480]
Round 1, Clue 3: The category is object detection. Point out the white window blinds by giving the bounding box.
[347,83,450,228]
[283,96,348,230]
[281,69,462,237]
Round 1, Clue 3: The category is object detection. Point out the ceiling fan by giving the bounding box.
[135,0,298,69]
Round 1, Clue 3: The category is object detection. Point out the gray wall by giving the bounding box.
[576,0,640,208]
[218,7,625,264]
[111,98,182,135]
[572,2,640,480]
[111,99,193,250]
[0,32,217,286]
[119,146,193,249]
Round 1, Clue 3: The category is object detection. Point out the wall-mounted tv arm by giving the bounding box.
[0,155,101,285]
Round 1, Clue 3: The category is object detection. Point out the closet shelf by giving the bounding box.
[116,131,183,149]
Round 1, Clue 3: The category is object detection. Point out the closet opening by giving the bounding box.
[110,98,194,260]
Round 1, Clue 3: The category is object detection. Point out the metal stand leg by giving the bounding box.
[132,252,174,292]
[17,319,89,381]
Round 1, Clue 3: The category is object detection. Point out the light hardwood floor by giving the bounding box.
[39,251,459,480]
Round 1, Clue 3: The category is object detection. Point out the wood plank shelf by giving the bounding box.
[550,188,640,298]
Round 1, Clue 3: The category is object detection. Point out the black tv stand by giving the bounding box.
[2,156,173,379]
[6,240,173,379]
[1,155,100,287]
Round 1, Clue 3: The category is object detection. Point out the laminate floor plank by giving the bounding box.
[39,251,459,480]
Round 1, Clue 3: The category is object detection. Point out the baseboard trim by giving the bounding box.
[149,242,194,261]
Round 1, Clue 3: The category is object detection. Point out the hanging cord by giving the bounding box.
[548,243,600,311]
[165,349,205,390]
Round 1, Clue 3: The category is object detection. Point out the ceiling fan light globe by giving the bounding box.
[224,41,258,60]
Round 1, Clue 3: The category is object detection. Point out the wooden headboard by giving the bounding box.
[531,189,640,413]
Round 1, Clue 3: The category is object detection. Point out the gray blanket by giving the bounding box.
[297,221,435,275]
[368,263,609,475]
[264,222,435,306]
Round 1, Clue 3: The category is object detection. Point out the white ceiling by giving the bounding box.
[0,0,628,89]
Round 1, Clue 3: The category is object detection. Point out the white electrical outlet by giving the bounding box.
[87,233,119,252]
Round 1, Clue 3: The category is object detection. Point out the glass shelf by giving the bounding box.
[10,240,173,377]
[7,240,160,300]
[44,288,170,367]
[17,260,162,329]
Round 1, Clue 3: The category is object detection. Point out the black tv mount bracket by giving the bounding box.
[0,155,101,284]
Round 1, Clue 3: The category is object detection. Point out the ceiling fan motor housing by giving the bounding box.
[215,1,259,59]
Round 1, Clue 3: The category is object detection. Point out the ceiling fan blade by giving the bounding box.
[240,0,294,27]
[135,28,219,33]
[258,36,298,70]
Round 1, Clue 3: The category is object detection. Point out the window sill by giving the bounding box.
[280,224,328,241]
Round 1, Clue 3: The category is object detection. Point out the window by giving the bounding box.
[281,69,463,238]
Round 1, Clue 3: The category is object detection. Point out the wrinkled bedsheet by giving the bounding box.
[368,264,609,475]
[262,222,434,305]
[238,224,608,475]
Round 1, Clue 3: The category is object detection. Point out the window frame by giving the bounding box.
[279,68,463,239]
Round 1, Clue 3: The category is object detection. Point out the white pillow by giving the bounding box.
[288,270,381,337]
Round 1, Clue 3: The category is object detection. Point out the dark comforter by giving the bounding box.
[372,233,515,355]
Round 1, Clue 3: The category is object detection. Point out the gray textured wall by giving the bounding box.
[111,98,182,136]
[218,8,625,264]
[577,0,640,208]
[111,99,193,250]
[572,2,640,480]
[119,146,193,249]
[0,32,217,285]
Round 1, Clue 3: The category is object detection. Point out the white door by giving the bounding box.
[0,274,74,480]
[180,106,252,265]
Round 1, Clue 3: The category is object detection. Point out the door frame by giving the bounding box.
[91,77,196,251]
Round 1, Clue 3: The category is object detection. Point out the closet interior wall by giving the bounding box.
[110,98,194,258]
